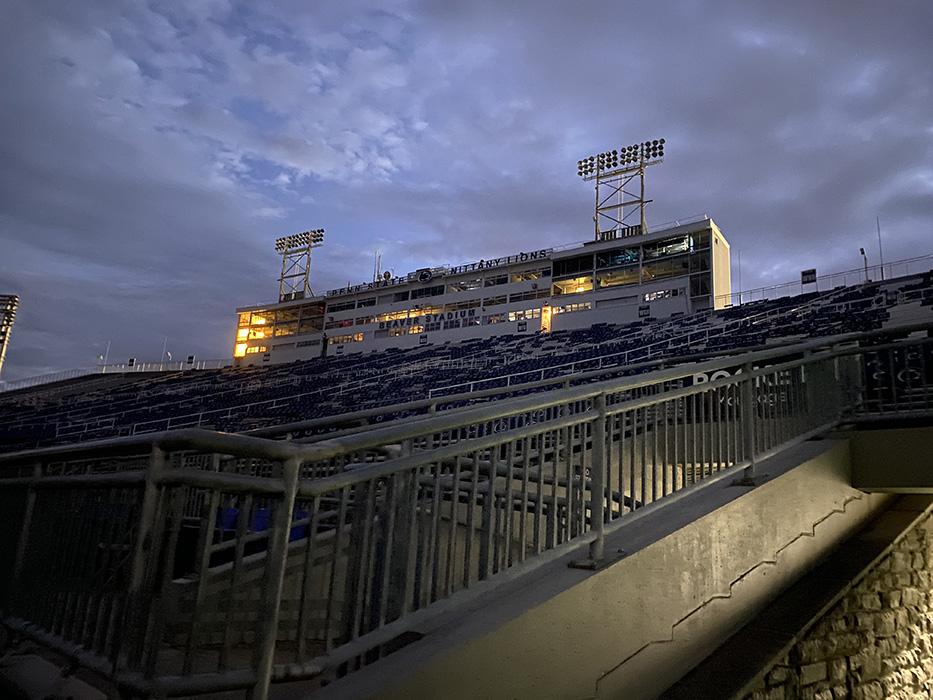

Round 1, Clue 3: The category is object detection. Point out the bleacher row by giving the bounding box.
[1,271,932,453]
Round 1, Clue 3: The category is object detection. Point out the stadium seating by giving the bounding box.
[1,270,931,452]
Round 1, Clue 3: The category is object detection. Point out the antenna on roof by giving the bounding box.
[576,138,665,242]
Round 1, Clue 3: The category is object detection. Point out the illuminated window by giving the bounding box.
[447,277,483,292]
[643,235,691,260]
[553,302,592,314]
[248,328,268,340]
[408,325,424,334]
[508,308,541,321]
[552,275,594,296]
[376,309,411,323]
[237,312,251,327]
[274,322,298,337]
[330,332,365,344]
[245,346,268,354]
[641,257,689,282]
[644,288,680,302]
[511,267,550,283]
[236,328,249,341]
[234,343,247,358]
[596,247,639,268]
[250,311,273,325]
[597,267,640,289]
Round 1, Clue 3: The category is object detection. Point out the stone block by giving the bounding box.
[795,639,835,664]
[830,686,847,700]
[875,610,899,637]
[883,590,903,608]
[892,552,912,572]
[902,588,923,607]
[861,593,883,611]
[828,657,847,683]
[800,661,828,686]
[850,651,882,682]
[851,681,884,700]
[768,665,791,685]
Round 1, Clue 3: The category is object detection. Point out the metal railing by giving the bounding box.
[1,329,932,698]
[0,359,230,394]
[716,253,933,308]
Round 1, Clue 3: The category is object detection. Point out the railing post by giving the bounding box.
[588,393,607,562]
[123,444,165,668]
[250,455,300,700]
[10,461,43,598]
[741,363,757,478]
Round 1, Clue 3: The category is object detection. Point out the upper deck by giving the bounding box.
[234,215,730,365]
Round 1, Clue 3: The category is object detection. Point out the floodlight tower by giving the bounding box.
[276,228,325,301]
[577,138,665,241]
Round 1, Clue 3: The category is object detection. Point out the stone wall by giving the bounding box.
[745,512,933,700]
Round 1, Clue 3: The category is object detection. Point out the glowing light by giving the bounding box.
[237,328,249,341]
[234,343,247,358]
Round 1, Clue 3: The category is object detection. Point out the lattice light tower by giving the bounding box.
[577,138,665,241]
[276,229,324,302]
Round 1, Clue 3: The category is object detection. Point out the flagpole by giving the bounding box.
[160,337,167,371]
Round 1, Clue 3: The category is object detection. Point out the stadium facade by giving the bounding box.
[234,216,730,366]
[0,294,18,376]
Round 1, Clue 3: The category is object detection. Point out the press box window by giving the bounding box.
[447,277,483,292]
[484,274,509,287]
[327,300,356,313]
[411,284,445,300]
[596,267,639,289]
[553,254,594,278]
[596,247,639,268]
[552,275,594,296]
[641,257,690,283]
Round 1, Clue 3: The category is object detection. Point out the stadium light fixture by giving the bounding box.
[576,138,665,180]
[275,228,325,253]
[577,138,666,241]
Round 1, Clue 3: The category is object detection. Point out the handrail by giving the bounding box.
[5,321,931,469]
[3,323,931,698]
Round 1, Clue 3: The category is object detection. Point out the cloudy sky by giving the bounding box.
[1,0,931,381]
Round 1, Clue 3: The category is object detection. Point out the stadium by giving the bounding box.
[2,137,933,699]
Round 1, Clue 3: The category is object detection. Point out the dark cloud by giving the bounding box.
[1,0,932,380]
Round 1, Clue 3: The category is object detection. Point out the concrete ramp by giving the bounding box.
[299,438,891,700]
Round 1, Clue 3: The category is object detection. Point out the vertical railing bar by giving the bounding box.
[324,485,350,651]
[503,440,515,570]
[464,451,479,588]
[377,476,398,629]
[183,487,221,676]
[249,456,300,700]
[120,444,165,672]
[444,455,461,596]
[588,394,607,562]
[519,436,531,561]
[224,492,255,669]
